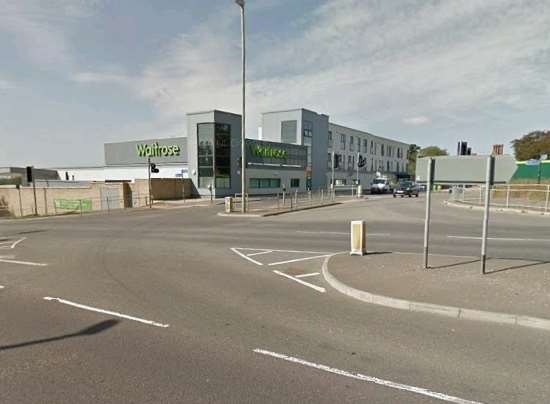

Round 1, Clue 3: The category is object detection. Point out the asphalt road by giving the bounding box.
[1,194,549,403]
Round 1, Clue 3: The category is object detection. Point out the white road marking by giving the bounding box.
[296,231,390,237]
[268,254,333,266]
[236,247,334,254]
[295,272,320,278]
[0,285,4,289]
[0,258,47,267]
[272,270,326,293]
[253,349,484,404]
[231,248,263,266]
[448,235,550,242]
[246,250,273,257]
[43,297,170,328]
[10,237,26,249]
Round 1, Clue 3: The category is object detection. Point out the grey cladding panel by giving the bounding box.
[104,137,187,165]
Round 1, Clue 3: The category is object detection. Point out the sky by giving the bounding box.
[1,0,549,167]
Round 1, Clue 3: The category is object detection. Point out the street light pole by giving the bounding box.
[235,0,246,213]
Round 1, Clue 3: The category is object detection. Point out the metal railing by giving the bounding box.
[450,184,550,213]
[231,186,366,213]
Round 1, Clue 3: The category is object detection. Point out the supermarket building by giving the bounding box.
[56,108,409,198]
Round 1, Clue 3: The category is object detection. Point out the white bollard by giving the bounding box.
[350,220,367,256]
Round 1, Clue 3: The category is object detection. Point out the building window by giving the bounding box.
[328,131,333,148]
[327,153,332,169]
[340,134,346,150]
[197,123,231,189]
[348,155,353,170]
[281,120,297,144]
[335,179,346,185]
[335,153,342,169]
[250,178,281,189]
[350,136,354,151]
[387,161,390,171]
[381,144,385,157]
[290,178,300,188]
[363,139,368,153]
[371,140,374,155]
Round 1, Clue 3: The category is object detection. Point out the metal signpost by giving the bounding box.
[416,155,516,274]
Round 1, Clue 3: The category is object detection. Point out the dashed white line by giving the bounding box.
[43,297,170,328]
[448,235,550,242]
[296,231,390,237]
[272,270,326,293]
[231,248,264,266]
[295,272,320,278]
[0,258,47,267]
[268,254,333,266]
[253,349,484,404]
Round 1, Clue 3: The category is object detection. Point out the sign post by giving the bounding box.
[423,158,433,269]
[481,156,495,274]
[147,157,152,208]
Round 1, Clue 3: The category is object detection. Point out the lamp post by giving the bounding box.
[235,0,246,212]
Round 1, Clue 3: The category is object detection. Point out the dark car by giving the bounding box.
[393,181,419,198]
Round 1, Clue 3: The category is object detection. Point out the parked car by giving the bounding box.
[370,178,392,194]
[393,181,420,198]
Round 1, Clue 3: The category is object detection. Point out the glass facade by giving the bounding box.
[250,178,281,188]
[197,123,231,189]
[290,178,300,188]
[303,121,313,189]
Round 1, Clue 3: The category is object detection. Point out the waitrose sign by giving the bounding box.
[250,144,288,159]
[136,142,181,158]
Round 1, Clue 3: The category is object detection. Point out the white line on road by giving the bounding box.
[43,297,170,328]
[231,248,263,266]
[236,247,334,254]
[0,285,4,289]
[253,349,484,404]
[0,258,47,267]
[448,235,550,242]
[10,237,26,249]
[268,254,333,266]
[295,272,320,278]
[272,270,326,293]
[246,250,274,257]
[296,231,390,237]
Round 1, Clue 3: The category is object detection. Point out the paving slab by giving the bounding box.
[327,252,550,320]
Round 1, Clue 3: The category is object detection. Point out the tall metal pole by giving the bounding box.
[356,152,360,187]
[31,167,38,216]
[423,158,433,269]
[331,151,335,192]
[147,156,152,208]
[236,0,247,213]
[481,156,494,274]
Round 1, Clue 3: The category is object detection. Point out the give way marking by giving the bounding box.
[231,247,342,293]
[0,237,26,249]
[254,348,484,404]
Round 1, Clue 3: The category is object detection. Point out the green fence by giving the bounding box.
[511,161,550,183]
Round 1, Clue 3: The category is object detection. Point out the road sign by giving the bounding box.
[541,154,548,161]
[415,155,516,184]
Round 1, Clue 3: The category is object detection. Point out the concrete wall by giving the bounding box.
[132,178,193,200]
[0,183,126,217]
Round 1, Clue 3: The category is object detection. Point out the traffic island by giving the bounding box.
[323,252,550,331]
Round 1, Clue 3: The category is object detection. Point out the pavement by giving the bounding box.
[324,252,550,327]
[1,193,550,403]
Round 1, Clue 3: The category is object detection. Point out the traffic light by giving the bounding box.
[26,166,33,183]
[150,163,159,173]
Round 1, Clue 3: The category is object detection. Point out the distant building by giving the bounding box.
[492,144,504,155]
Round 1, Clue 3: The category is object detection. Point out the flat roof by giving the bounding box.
[103,136,186,146]
[329,122,409,146]
[262,108,328,117]
[187,109,242,117]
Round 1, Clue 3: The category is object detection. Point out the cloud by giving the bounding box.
[0,79,14,90]
[0,0,102,69]
[403,116,430,126]
[70,71,130,85]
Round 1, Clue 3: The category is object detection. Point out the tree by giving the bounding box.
[418,146,448,157]
[512,131,550,161]
[407,144,421,176]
